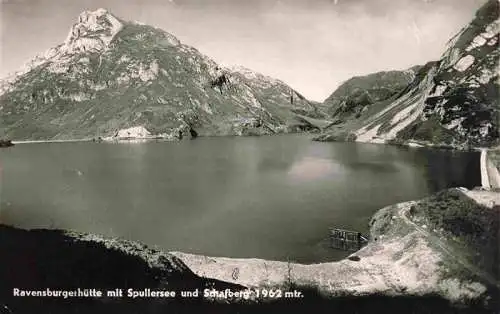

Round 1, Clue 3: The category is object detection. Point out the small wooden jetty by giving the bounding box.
[329,228,369,251]
[0,139,14,148]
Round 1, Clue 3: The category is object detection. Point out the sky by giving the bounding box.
[0,0,487,101]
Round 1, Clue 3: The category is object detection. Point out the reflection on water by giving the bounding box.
[347,161,399,173]
[0,135,480,263]
[288,157,343,181]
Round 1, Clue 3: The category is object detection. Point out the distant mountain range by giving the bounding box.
[1,1,498,148]
[317,0,499,149]
[0,9,325,141]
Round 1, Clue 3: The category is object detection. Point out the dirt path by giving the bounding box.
[398,204,499,288]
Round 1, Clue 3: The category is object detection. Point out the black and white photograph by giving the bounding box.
[0,0,499,313]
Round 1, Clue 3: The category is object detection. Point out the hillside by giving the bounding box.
[0,224,247,314]
[0,9,325,141]
[317,0,499,148]
[321,67,421,121]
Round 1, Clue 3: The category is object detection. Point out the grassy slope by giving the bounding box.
[406,189,499,284]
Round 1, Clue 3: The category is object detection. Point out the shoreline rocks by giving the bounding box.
[0,139,14,147]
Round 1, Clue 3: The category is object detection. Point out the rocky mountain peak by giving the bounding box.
[0,9,323,141]
[63,8,123,54]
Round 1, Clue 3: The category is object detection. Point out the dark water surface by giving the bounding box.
[0,135,480,263]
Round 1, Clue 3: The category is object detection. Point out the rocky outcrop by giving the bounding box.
[317,0,499,149]
[113,126,152,139]
[0,9,324,141]
[413,0,499,147]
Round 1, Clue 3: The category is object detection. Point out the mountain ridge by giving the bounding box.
[316,0,499,149]
[0,8,327,141]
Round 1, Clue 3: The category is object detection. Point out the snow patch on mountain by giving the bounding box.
[454,55,475,72]
[483,18,500,38]
[384,104,423,139]
[487,36,498,46]
[466,35,488,52]
[355,124,383,143]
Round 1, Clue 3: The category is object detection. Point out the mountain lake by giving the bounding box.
[0,134,480,263]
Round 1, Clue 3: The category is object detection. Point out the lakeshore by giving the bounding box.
[0,187,498,314]
[171,188,499,298]
[11,138,93,145]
